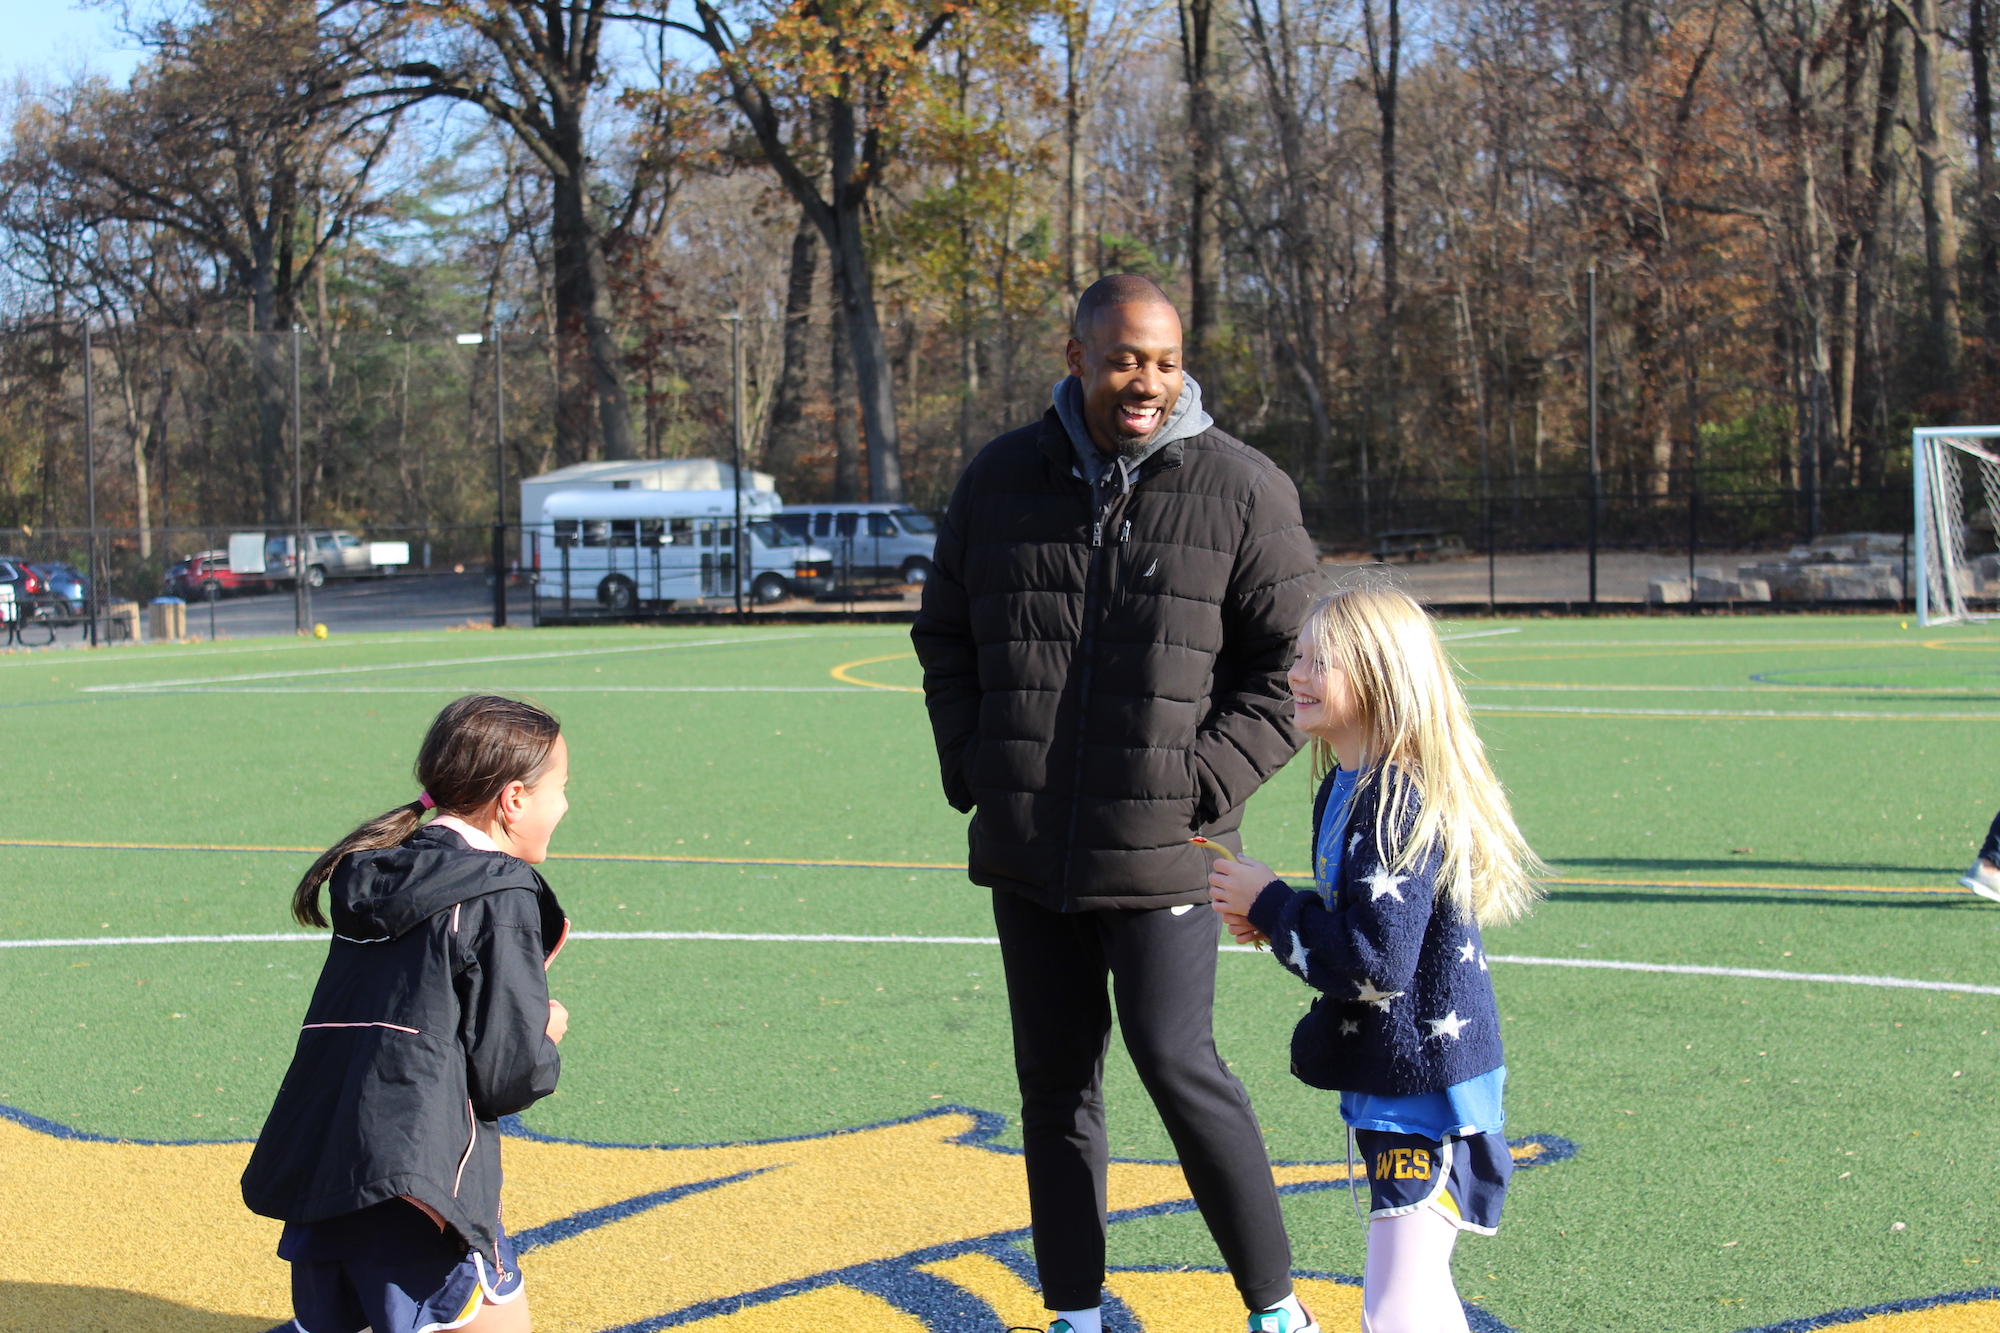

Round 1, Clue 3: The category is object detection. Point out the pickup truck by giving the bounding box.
[265,531,395,588]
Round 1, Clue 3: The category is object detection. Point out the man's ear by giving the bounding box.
[1064,337,1086,379]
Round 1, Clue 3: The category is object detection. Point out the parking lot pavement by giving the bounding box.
[6,573,532,648]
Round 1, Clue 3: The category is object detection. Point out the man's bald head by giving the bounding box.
[1071,274,1176,343]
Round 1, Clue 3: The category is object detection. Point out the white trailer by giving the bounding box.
[530,488,832,613]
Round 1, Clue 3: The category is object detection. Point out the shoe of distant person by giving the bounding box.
[1961,859,2000,904]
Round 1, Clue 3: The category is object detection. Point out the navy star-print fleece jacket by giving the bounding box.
[1245,767,1505,1096]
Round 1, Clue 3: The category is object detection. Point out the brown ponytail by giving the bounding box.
[292,695,563,928]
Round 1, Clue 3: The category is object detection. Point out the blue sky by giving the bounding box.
[10,1,146,86]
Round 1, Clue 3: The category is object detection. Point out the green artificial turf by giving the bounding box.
[2,615,1998,1332]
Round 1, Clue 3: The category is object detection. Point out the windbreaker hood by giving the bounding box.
[327,825,556,947]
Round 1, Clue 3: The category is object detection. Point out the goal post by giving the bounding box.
[1914,426,2000,625]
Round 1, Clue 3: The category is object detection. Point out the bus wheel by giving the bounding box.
[751,574,789,605]
[598,575,637,613]
[899,557,933,585]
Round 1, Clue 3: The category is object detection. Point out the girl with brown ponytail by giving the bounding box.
[243,694,573,1333]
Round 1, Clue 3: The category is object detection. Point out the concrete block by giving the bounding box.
[1648,577,1691,604]
[1695,573,1771,601]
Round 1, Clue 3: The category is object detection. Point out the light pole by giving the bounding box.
[83,317,97,647]
[728,310,745,616]
[1586,265,1600,611]
[461,331,508,627]
[294,325,309,633]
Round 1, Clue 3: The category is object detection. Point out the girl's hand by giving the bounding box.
[546,998,569,1044]
[1207,853,1275,948]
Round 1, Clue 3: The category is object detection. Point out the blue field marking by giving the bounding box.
[0,1099,255,1146]
[1734,1285,2000,1331]
[512,1168,773,1253]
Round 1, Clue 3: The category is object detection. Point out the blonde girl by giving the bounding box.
[1206,586,1541,1333]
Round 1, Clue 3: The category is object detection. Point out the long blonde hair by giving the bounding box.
[1304,585,1543,927]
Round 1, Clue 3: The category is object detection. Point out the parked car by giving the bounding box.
[0,556,59,620]
[29,562,90,615]
[165,551,268,600]
[265,531,395,589]
[773,505,938,584]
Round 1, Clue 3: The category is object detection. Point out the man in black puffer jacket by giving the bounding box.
[912,275,1322,1333]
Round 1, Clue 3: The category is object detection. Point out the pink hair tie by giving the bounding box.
[418,792,436,810]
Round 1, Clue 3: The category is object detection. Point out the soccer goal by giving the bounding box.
[1914,427,2000,625]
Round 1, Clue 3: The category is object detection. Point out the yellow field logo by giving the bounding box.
[1,1101,1987,1332]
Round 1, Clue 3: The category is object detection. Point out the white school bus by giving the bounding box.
[530,489,833,611]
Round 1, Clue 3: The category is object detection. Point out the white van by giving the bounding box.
[530,489,833,611]
[775,504,939,584]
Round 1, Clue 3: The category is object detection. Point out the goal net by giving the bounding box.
[1915,428,2000,624]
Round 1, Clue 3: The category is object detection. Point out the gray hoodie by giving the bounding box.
[1053,374,1214,512]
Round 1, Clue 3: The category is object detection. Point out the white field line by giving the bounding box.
[1468,703,1999,721]
[1436,628,1523,642]
[78,634,811,693]
[2,930,1995,996]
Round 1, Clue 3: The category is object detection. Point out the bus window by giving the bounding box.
[773,514,810,542]
[867,513,898,537]
[895,511,938,534]
[814,513,831,538]
[610,520,638,548]
[835,513,859,538]
[717,525,733,548]
[582,520,610,547]
[669,519,694,546]
[553,520,579,549]
[697,521,714,547]
[640,519,665,545]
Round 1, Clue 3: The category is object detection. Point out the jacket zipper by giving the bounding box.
[1060,486,1128,906]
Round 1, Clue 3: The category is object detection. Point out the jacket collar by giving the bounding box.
[1034,408,1188,482]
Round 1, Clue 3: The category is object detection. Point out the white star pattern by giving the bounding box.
[1338,1019,1360,1036]
[1285,930,1311,980]
[1424,1011,1470,1041]
[1458,939,1478,963]
[1353,979,1404,1011]
[1364,868,1407,902]
[1478,952,1489,972]
[1348,832,1364,854]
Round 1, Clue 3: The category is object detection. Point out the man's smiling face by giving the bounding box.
[1064,300,1185,456]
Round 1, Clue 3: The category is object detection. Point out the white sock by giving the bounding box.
[1256,1292,1310,1325]
[1052,1309,1102,1333]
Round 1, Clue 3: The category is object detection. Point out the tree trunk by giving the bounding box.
[1857,7,1905,479]
[1909,0,1963,387]
[763,211,819,491]
[1178,0,1220,365]
[820,101,904,502]
[1063,3,1089,305]
[1830,0,1871,465]
[1365,0,1401,473]
[830,304,863,502]
[250,255,291,525]
[550,132,635,462]
[1972,0,2000,350]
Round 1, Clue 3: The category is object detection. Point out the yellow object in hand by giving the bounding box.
[1191,837,1266,949]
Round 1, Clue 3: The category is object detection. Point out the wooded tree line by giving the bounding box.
[3,0,1996,545]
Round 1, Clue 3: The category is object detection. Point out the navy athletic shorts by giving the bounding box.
[281,1199,524,1333]
[1353,1128,1512,1235]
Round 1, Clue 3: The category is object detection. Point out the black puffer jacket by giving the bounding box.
[912,408,1320,911]
[241,825,566,1270]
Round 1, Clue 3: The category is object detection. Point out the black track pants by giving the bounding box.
[991,888,1295,1313]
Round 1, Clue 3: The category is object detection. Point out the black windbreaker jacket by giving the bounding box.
[240,825,566,1269]
[912,408,1321,911]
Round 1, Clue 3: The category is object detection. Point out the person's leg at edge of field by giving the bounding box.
[992,889,1117,1323]
[1106,904,1298,1315]
[1962,809,2000,902]
[1360,1209,1470,1333]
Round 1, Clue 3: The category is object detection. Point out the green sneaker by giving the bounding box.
[1249,1302,1320,1333]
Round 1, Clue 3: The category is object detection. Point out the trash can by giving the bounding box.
[148,597,187,643]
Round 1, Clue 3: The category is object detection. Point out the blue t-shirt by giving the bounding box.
[1316,764,1505,1140]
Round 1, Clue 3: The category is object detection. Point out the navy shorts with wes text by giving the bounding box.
[1353,1128,1512,1235]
